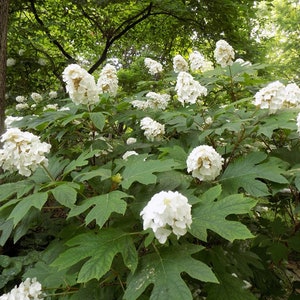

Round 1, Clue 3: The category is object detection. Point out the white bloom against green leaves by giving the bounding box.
[63,64,100,105]
[173,54,189,73]
[31,92,43,103]
[283,83,300,107]
[214,39,235,67]
[140,191,192,244]
[6,58,16,67]
[5,116,23,129]
[0,277,44,300]
[16,95,26,103]
[145,92,171,110]
[0,128,51,177]
[97,63,118,96]
[144,58,163,75]
[175,71,207,105]
[122,150,138,160]
[186,145,224,181]
[140,117,165,141]
[253,81,285,114]
[189,51,207,72]
[126,137,137,145]
[16,103,29,111]
[49,91,58,99]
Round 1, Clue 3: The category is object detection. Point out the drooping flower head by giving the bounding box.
[97,63,118,96]
[140,117,165,141]
[253,81,286,114]
[0,278,44,300]
[63,64,100,105]
[214,39,235,67]
[140,191,192,244]
[0,128,51,177]
[186,145,224,181]
[173,55,189,73]
[175,71,207,105]
[144,58,163,75]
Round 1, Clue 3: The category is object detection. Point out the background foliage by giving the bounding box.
[2,0,300,299]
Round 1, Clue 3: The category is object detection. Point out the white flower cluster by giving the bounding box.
[6,58,16,67]
[189,51,213,72]
[140,117,165,141]
[186,145,224,181]
[31,92,43,103]
[49,91,58,99]
[253,81,300,114]
[0,128,51,177]
[214,39,235,67]
[63,64,99,105]
[0,277,44,300]
[140,191,192,244]
[144,58,163,75]
[97,63,118,96]
[173,55,189,73]
[5,116,23,129]
[132,92,170,110]
[175,71,207,105]
[126,137,137,145]
[16,96,26,103]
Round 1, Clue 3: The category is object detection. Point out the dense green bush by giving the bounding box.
[1,42,300,299]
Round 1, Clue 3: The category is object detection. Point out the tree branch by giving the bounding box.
[88,2,153,73]
[29,0,74,61]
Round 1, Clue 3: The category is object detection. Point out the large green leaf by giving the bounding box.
[51,183,78,208]
[206,273,257,300]
[67,191,128,228]
[124,244,218,300]
[51,229,138,283]
[120,154,178,189]
[220,152,288,197]
[89,112,106,131]
[0,180,35,203]
[190,186,256,242]
[8,192,49,227]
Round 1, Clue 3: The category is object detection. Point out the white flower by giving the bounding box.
[189,51,206,72]
[131,100,149,110]
[63,64,100,105]
[6,58,16,67]
[43,104,58,111]
[173,55,189,73]
[253,81,286,114]
[126,137,137,145]
[122,151,138,160]
[140,191,192,244]
[16,95,26,103]
[186,145,224,181]
[297,112,300,134]
[145,92,171,110]
[140,117,165,141]
[97,63,118,96]
[31,92,43,103]
[144,58,163,75]
[5,116,23,129]
[175,72,207,105]
[0,277,44,300]
[0,128,51,177]
[283,83,300,107]
[214,39,235,67]
[16,103,29,111]
[49,91,58,99]
[204,116,213,125]
[18,49,25,56]
[235,58,252,66]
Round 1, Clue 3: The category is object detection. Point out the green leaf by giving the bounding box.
[68,191,128,228]
[0,180,35,203]
[8,192,48,227]
[51,183,78,208]
[124,244,218,300]
[51,229,138,283]
[220,152,288,197]
[72,167,111,182]
[0,219,14,246]
[206,273,257,300]
[120,154,178,189]
[190,189,256,242]
[63,150,100,176]
[90,112,106,131]
[257,109,297,138]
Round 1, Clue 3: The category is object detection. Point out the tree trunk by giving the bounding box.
[0,0,9,137]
